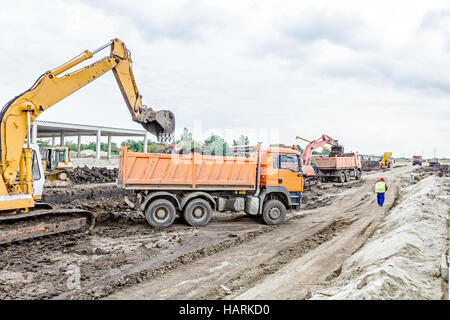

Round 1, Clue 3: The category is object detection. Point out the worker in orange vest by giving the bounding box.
[374,177,388,206]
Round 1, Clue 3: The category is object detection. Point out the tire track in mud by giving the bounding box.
[54,180,344,299]
[106,184,369,300]
[199,219,354,300]
[63,224,277,299]
[107,173,404,300]
[234,179,401,300]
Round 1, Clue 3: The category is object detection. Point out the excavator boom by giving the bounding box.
[296,136,331,151]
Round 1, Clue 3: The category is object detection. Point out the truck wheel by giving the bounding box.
[338,172,345,183]
[355,170,361,180]
[183,198,212,226]
[344,171,350,182]
[262,200,286,225]
[145,199,176,228]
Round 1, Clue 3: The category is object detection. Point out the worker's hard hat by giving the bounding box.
[380,177,384,181]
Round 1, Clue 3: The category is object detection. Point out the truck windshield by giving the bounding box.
[279,154,300,172]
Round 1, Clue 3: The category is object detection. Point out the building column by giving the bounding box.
[60,132,64,147]
[31,123,38,144]
[96,129,101,159]
[77,135,81,158]
[52,136,56,147]
[107,135,112,159]
[143,134,148,153]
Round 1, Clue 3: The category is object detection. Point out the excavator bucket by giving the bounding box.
[139,108,175,143]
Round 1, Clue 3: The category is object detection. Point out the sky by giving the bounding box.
[0,0,449,158]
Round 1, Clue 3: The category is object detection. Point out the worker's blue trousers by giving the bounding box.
[377,192,385,206]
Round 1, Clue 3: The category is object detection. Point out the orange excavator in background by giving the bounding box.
[296,135,340,185]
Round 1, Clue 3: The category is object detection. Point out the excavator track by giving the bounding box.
[0,208,95,245]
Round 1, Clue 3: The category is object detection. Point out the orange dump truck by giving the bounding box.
[314,146,362,183]
[118,145,304,228]
[412,155,423,166]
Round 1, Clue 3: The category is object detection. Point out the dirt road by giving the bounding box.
[0,165,412,300]
[107,166,411,300]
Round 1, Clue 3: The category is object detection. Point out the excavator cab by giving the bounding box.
[330,145,344,157]
[14,143,46,199]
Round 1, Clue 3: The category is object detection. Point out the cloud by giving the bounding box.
[420,9,450,30]
[0,0,448,158]
[280,7,371,50]
[81,0,227,43]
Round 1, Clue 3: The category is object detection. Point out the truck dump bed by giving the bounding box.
[315,156,357,169]
[119,147,257,190]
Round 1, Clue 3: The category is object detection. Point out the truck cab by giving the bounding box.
[343,152,362,169]
[428,157,440,168]
[260,147,303,206]
[412,155,423,166]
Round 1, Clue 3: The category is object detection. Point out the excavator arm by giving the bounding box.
[296,136,331,151]
[300,134,339,167]
[0,38,175,194]
[296,134,340,178]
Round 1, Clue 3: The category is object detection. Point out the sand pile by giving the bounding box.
[310,175,449,299]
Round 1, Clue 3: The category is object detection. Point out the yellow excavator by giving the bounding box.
[0,38,175,244]
[379,152,392,168]
[42,146,73,182]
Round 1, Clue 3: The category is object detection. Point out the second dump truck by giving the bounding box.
[315,146,362,183]
[412,155,423,166]
[118,145,304,228]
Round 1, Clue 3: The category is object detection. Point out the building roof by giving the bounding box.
[34,120,147,137]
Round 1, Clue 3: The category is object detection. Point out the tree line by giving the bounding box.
[36,128,329,156]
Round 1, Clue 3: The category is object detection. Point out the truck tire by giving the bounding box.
[344,171,350,182]
[262,200,286,225]
[183,198,212,226]
[145,199,176,228]
[355,170,361,180]
[338,172,345,183]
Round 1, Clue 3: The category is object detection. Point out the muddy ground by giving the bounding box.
[0,163,445,300]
